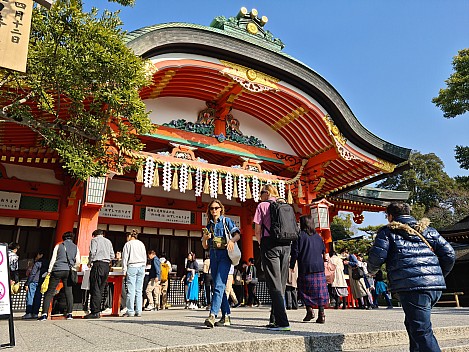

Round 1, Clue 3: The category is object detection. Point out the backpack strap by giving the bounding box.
[260,200,273,238]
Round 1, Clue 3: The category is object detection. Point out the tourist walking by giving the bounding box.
[145,250,161,311]
[159,253,172,309]
[285,260,298,310]
[245,258,260,307]
[367,202,455,352]
[254,184,292,331]
[85,229,115,319]
[39,232,80,321]
[8,242,20,286]
[181,252,199,309]
[23,251,48,319]
[290,215,329,323]
[345,252,371,309]
[122,229,147,317]
[329,251,348,309]
[202,253,214,310]
[201,200,241,328]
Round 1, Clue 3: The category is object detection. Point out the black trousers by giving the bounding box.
[42,270,73,315]
[90,261,110,314]
[204,273,214,306]
[247,283,259,306]
[261,237,291,327]
[285,285,298,309]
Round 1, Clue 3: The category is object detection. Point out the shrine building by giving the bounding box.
[0,8,411,274]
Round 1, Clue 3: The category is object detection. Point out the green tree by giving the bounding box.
[334,238,373,258]
[330,214,354,241]
[433,48,469,172]
[377,152,454,212]
[357,225,383,238]
[0,0,152,180]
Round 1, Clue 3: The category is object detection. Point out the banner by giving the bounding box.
[99,203,133,219]
[0,0,33,72]
[0,243,11,316]
[145,207,191,224]
[0,191,21,210]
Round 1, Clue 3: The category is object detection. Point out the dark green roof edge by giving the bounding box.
[125,22,411,163]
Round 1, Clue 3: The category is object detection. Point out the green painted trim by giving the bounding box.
[145,133,284,164]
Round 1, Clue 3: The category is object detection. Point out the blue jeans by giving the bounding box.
[25,281,42,315]
[209,248,231,317]
[125,266,145,315]
[398,290,442,352]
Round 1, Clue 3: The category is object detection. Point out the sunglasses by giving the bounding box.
[210,206,221,211]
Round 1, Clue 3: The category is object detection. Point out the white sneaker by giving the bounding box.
[120,307,128,316]
[22,313,32,319]
[144,305,154,311]
[101,308,112,315]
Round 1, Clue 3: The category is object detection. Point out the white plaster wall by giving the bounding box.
[1,163,62,185]
[145,97,295,155]
[107,179,135,194]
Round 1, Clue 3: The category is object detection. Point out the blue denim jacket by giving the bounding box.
[206,215,239,248]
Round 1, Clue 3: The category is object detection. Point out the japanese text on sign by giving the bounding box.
[0,0,33,72]
[99,203,133,220]
[0,191,21,210]
[145,207,191,224]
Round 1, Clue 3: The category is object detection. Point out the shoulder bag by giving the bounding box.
[63,243,78,285]
[222,218,241,266]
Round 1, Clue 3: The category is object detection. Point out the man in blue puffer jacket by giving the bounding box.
[367,202,455,352]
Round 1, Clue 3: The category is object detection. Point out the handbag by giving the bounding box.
[40,274,50,294]
[222,217,241,266]
[351,266,364,280]
[324,260,337,284]
[63,243,78,285]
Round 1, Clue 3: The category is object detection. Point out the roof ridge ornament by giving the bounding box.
[210,7,285,50]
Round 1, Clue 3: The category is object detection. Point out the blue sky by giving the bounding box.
[88,0,469,231]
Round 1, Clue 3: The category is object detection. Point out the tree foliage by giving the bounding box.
[334,238,373,258]
[433,48,469,173]
[432,48,469,119]
[330,214,354,241]
[378,152,469,228]
[357,225,383,238]
[0,0,152,180]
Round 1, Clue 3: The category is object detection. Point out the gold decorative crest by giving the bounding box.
[220,60,279,91]
[372,158,396,173]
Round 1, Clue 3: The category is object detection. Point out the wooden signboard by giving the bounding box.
[0,0,33,72]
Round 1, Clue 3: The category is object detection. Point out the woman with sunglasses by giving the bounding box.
[201,200,241,328]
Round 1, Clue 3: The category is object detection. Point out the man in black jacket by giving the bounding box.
[367,202,455,352]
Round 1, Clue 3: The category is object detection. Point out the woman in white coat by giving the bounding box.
[330,252,349,309]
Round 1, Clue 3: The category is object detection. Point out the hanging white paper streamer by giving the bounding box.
[238,174,246,202]
[278,180,286,199]
[143,156,155,188]
[163,162,172,192]
[195,168,203,197]
[179,163,188,193]
[252,176,259,202]
[209,170,218,198]
[225,172,233,200]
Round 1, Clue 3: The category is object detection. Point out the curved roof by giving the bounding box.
[126,22,411,165]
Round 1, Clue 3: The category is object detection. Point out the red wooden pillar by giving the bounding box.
[76,206,100,258]
[55,180,82,244]
[240,206,253,262]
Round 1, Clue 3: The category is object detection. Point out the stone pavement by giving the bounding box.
[1,306,469,351]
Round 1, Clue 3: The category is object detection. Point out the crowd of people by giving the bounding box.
[8,200,455,351]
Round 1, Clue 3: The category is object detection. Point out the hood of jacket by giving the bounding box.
[387,216,431,240]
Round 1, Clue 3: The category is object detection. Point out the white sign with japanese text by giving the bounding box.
[145,207,191,224]
[0,191,21,210]
[0,0,33,72]
[99,203,133,220]
[202,214,241,228]
[0,244,11,316]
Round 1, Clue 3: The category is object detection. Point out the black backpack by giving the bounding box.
[262,199,299,243]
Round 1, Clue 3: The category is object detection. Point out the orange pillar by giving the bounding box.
[55,181,82,244]
[240,206,253,262]
[76,206,100,258]
[321,228,333,253]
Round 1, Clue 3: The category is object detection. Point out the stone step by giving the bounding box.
[344,338,469,352]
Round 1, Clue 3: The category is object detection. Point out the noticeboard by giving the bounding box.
[0,243,11,317]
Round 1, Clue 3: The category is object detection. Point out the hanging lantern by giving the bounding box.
[309,199,333,230]
[85,176,108,207]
